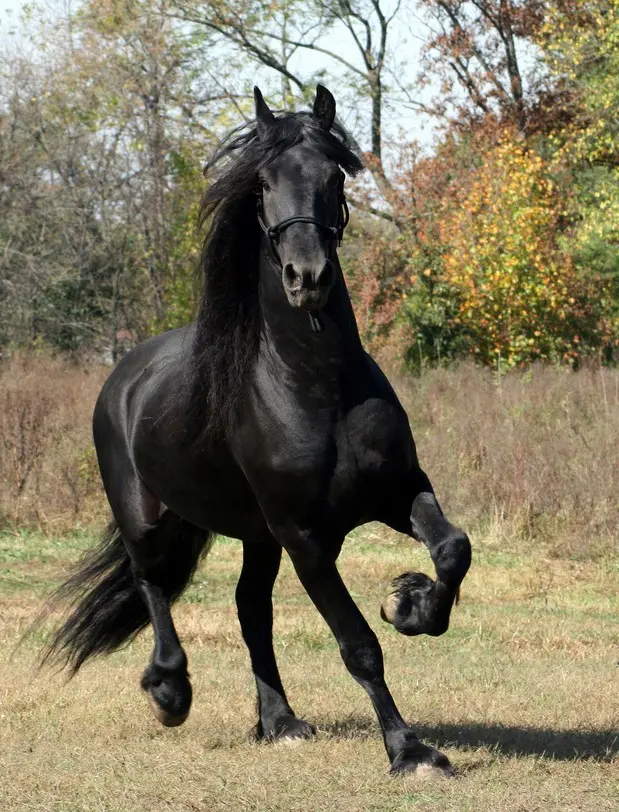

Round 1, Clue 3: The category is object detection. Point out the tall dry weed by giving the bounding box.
[0,353,107,530]
[395,362,619,558]
[0,353,617,558]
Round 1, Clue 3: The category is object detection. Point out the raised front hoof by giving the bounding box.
[256,714,316,743]
[141,666,192,727]
[381,571,448,637]
[390,742,454,779]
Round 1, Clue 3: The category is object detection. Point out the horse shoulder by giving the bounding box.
[344,398,414,474]
[344,355,417,477]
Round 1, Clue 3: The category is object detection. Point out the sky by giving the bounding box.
[0,0,23,41]
[0,0,18,23]
[0,0,441,153]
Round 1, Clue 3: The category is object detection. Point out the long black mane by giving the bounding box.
[187,109,364,442]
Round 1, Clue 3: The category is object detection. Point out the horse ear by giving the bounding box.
[254,86,275,139]
[313,84,336,131]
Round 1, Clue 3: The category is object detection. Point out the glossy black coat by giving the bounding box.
[44,86,471,777]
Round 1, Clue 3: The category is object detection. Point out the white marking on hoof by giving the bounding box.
[274,734,308,747]
[279,737,304,747]
[416,763,446,780]
[381,592,399,624]
[146,691,188,727]
[408,761,453,781]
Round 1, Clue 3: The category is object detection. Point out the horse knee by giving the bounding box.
[340,635,384,682]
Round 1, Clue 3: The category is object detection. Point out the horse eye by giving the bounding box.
[259,178,270,192]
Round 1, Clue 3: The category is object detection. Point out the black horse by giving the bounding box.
[44,86,471,777]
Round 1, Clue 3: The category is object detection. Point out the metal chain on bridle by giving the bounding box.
[255,171,350,332]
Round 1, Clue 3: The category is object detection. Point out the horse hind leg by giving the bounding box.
[381,471,471,638]
[128,508,213,727]
[45,456,212,726]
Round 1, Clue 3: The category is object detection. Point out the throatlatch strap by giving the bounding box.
[309,312,323,333]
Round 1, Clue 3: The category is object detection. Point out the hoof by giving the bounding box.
[141,666,192,727]
[390,741,454,778]
[380,572,437,636]
[257,714,316,743]
[145,690,189,727]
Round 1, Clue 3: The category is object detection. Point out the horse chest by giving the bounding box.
[239,397,413,528]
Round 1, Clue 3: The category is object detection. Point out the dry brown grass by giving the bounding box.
[1,353,618,561]
[0,353,107,530]
[1,528,618,811]
[396,363,619,559]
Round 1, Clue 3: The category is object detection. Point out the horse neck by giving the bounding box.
[257,246,365,398]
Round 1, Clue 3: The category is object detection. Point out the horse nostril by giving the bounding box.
[318,260,334,289]
[283,263,301,290]
[283,261,334,294]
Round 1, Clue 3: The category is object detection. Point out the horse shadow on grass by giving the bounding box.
[317,716,618,763]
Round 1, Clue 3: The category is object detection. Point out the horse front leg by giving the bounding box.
[236,535,315,742]
[289,545,453,776]
[381,471,471,638]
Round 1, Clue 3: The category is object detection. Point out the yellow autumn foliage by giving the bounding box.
[436,135,606,366]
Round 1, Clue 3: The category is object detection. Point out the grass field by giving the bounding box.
[1,525,618,811]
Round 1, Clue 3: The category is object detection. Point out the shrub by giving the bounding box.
[0,353,616,560]
[432,137,611,366]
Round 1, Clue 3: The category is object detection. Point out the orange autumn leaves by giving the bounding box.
[412,136,607,367]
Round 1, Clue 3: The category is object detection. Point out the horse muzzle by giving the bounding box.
[282,261,333,311]
[285,287,330,311]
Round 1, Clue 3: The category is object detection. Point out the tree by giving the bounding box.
[75,0,222,323]
[435,134,610,365]
[172,0,411,201]
[1,0,616,366]
[540,0,619,351]
[0,0,226,354]
[416,0,545,134]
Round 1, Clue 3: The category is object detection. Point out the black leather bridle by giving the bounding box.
[255,171,350,267]
[255,172,349,333]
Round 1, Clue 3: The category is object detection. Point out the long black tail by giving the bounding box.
[40,516,212,674]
